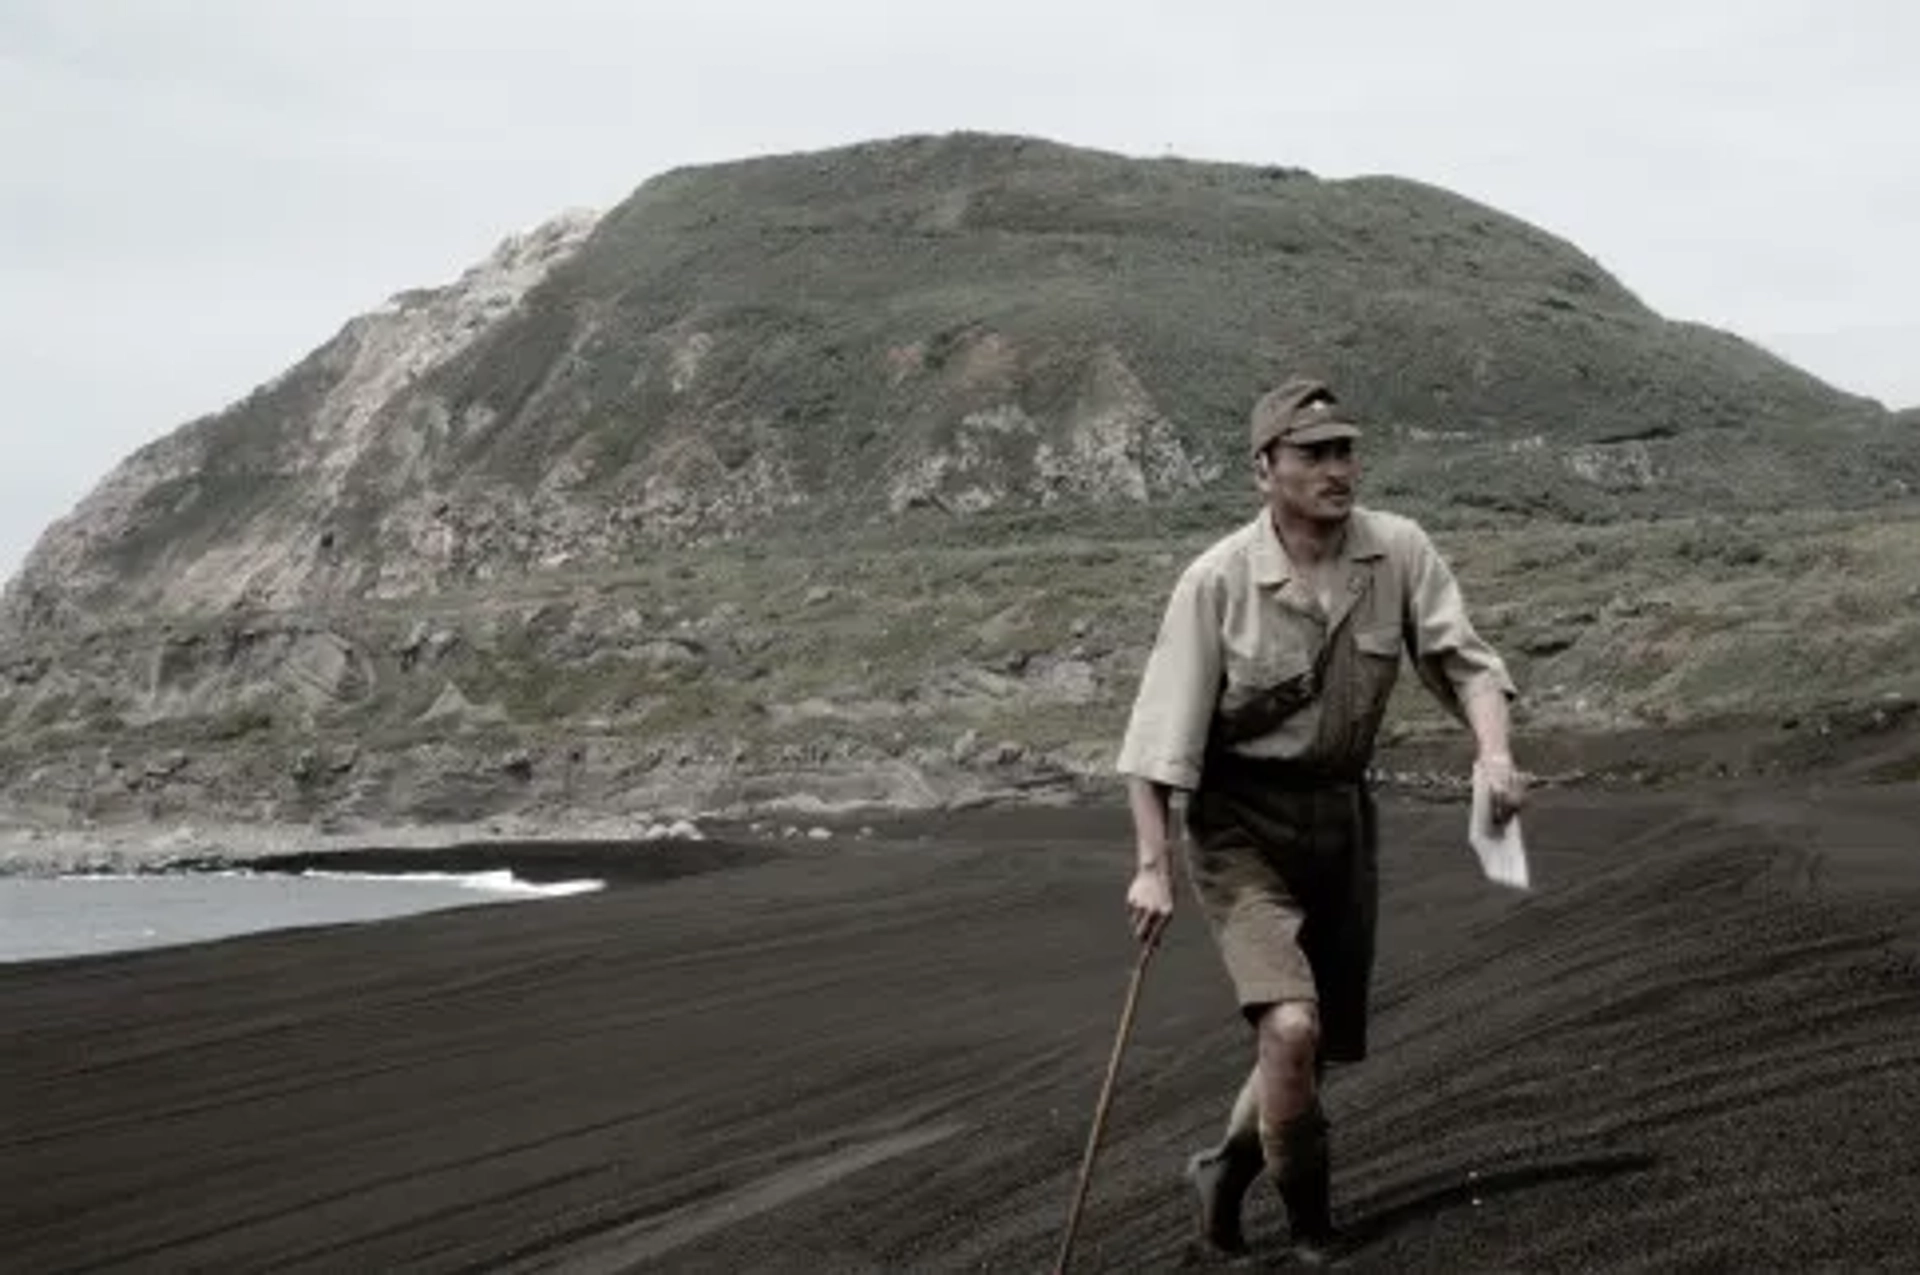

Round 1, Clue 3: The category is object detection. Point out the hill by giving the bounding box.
[2,133,1915,831]
[5,132,1905,625]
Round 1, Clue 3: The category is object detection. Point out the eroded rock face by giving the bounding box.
[133,626,373,724]
[887,342,1210,514]
[2,210,603,624]
[1566,440,1659,490]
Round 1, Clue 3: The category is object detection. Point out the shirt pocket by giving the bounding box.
[1354,625,1402,662]
[1349,624,1404,720]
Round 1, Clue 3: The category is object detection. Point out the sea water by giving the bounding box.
[0,869,605,963]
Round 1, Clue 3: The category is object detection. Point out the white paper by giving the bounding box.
[1468,764,1531,890]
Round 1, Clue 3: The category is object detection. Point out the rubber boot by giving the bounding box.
[1185,1127,1263,1257]
[1263,1105,1340,1267]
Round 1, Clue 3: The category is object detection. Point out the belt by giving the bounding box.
[1200,749,1369,791]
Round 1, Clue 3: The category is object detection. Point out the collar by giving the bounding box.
[1249,508,1387,587]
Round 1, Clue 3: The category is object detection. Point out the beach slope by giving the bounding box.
[4,780,1918,1271]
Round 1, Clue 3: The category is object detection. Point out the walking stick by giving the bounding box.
[1053,937,1158,1275]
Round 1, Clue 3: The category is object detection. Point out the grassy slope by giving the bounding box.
[423,133,1872,504]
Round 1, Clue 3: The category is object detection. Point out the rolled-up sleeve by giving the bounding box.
[1115,564,1224,790]
[1403,526,1517,721]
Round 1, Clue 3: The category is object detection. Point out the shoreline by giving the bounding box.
[4,703,1915,880]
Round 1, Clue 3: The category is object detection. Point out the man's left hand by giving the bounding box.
[1478,752,1526,825]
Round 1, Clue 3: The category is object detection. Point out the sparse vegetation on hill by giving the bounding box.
[3,501,1916,829]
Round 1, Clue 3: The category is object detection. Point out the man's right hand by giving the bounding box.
[1127,864,1174,947]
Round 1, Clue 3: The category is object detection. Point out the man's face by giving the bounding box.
[1257,438,1359,524]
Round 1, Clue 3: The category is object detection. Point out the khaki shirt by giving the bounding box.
[1116,506,1515,790]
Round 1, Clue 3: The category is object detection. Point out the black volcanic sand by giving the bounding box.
[4,771,1919,1271]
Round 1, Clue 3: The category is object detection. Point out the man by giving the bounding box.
[1115,376,1524,1265]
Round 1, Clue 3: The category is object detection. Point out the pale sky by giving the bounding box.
[4,0,1915,582]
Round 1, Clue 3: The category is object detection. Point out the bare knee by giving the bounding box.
[1257,1001,1320,1073]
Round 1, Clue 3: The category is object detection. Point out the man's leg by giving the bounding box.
[1256,1001,1337,1261]
[1187,1066,1264,1254]
[1182,776,1337,1258]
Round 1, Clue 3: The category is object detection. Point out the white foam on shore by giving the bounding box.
[297,869,605,898]
[7,868,606,962]
[52,868,605,898]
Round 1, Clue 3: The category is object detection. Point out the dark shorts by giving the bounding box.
[1182,758,1380,1063]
